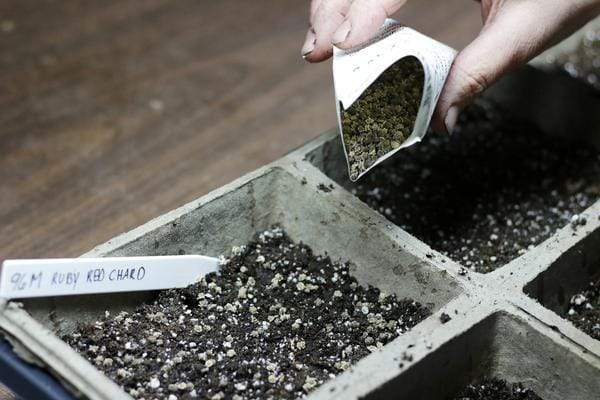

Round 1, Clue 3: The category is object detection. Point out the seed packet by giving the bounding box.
[333,19,456,181]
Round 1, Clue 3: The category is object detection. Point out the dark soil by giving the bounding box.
[450,378,542,400]
[65,228,429,400]
[342,56,424,180]
[317,183,334,193]
[439,313,451,324]
[351,100,600,273]
[565,276,600,340]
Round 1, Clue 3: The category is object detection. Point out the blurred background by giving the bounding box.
[0,1,481,263]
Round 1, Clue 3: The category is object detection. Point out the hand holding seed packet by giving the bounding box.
[332,20,456,181]
[303,0,600,180]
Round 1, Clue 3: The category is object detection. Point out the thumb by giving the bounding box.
[432,0,600,134]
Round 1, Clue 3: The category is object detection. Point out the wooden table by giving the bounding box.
[0,0,481,261]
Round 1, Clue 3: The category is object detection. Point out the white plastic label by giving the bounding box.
[0,255,219,299]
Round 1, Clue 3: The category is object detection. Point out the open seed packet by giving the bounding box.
[333,19,456,181]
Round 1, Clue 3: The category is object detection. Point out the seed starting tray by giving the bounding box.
[1,65,600,400]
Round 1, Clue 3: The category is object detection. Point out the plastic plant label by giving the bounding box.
[333,19,456,181]
[0,255,219,299]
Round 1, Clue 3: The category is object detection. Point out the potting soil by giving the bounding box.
[565,275,600,341]
[351,100,600,273]
[65,228,429,400]
[450,377,542,400]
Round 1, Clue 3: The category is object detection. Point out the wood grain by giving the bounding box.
[0,0,481,261]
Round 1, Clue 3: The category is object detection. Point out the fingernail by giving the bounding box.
[301,29,316,58]
[332,20,351,45]
[445,106,460,135]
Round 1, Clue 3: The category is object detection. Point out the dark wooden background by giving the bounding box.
[0,1,481,261]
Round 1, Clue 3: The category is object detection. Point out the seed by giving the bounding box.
[341,57,424,179]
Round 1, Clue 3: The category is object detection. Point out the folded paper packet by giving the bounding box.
[333,19,457,181]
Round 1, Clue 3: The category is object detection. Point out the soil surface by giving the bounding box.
[351,100,600,272]
[565,276,600,340]
[342,56,424,180]
[450,378,542,400]
[65,228,429,399]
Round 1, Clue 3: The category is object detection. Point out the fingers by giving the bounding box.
[431,28,514,134]
[310,0,324,23]
[303,0,351,62]
[333,0,408,49]
[432,0,599,134]
[301,28,317,58]
[303,0,408,62]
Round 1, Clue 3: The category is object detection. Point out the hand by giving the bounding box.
[302,0,600,133]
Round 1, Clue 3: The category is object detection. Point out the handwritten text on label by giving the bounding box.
[0,256,219,299]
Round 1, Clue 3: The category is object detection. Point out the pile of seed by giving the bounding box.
[342,56,424,180]
[351,99,600,272]
[565,276,600,340]
[65,228,429,400]
[450,378,542,400]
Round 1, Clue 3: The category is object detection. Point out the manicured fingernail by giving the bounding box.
[445,106,460,135]
[301,29,316,58]
[332,20,351,45]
